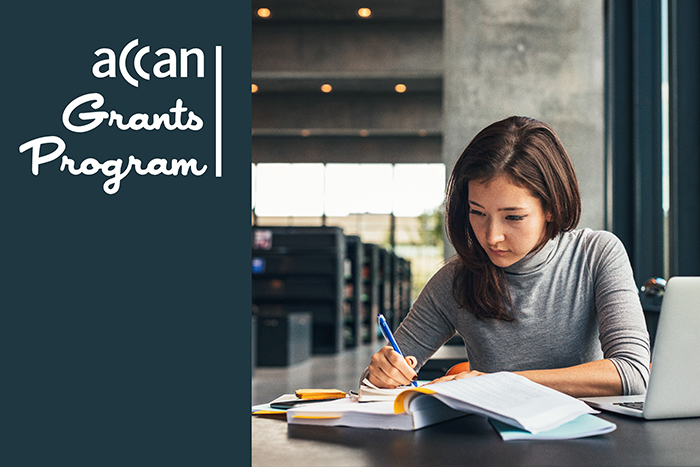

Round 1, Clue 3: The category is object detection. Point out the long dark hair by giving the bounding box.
[445,116,581,320]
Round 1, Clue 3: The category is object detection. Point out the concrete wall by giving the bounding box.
[252,0,607,260]
[443,0,605,247]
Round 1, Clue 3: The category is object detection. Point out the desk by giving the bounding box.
[252,412,700,466]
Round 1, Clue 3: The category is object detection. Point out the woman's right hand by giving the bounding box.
[366,345,418,388]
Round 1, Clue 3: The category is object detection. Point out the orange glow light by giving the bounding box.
[321,84,332,93]
[395,83,407,93]
[357,8,372,18]
[251,83,258,93]
[257,8,271,18]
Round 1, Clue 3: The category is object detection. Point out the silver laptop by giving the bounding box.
[580,276,700,419]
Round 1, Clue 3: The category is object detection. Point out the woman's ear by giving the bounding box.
[545,211,553,222]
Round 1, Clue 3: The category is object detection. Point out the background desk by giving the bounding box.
[252,412,700,466]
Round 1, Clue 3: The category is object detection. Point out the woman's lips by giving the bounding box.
[489,248,508,256]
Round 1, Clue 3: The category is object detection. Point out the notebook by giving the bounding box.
[356,378,429,402]
[580,276,700,419]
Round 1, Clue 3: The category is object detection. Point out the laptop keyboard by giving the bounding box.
[614,401,644,411]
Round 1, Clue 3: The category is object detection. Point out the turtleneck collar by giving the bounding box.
[503,233,561,275]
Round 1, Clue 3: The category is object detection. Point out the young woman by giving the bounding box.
[365,116,650,398]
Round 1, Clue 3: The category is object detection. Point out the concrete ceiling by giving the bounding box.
[252,0,443,22]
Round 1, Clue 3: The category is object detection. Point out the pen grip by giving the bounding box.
[377,314,417,387]
[384,330,402,356]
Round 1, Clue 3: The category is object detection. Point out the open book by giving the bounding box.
[286,394,465,430]
[357,378,423,402]
[288,372,612,437]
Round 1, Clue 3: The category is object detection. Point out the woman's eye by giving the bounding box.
[506,215,525,221]
[469,209,484,216]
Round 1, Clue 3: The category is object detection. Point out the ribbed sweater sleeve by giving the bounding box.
[586,231,651,394]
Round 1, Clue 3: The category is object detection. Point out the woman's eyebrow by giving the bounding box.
[468,200,527,211]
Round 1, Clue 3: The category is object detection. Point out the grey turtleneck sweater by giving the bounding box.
[378,229,651,395]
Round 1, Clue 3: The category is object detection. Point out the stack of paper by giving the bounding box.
[285,372,617,440]
[286,396,464,430]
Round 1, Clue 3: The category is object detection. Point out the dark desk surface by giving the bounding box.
[252,412,700,466]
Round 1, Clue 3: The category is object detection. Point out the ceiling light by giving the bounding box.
[257,8,271,18]
[357,8,372,18]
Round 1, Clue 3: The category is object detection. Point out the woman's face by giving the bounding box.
[468,175,551,268]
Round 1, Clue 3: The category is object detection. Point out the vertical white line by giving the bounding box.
[216,45,222,177]
[661,0,670,279]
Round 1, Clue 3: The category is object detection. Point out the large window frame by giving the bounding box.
[668,0,700,277]
[605,0,700,283]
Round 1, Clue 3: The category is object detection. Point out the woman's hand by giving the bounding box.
[428,370,485,385]
[367,345,418,388]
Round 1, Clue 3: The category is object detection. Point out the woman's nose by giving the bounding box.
[485,219,505,244]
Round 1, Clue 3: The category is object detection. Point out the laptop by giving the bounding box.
[580,276,700,419]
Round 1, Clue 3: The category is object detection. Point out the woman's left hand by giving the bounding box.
[428,370,485,385]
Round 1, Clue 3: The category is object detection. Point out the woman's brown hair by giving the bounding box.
[445,116,581,320]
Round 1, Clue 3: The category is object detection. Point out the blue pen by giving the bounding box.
[377,313,417,387]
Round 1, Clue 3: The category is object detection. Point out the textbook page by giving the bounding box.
[357,378,429,402]
[397,372,596,434]
[287,397,464,430]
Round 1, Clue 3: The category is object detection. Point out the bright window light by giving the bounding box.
[254,163,325,216]
[392,164,446,216]
[325,164,394,216]
[252,163,446,217]
[251,163,256,210]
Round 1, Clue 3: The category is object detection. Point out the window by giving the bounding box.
[252,162,447,300]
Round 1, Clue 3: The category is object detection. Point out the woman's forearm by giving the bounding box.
[515,359,623,398]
